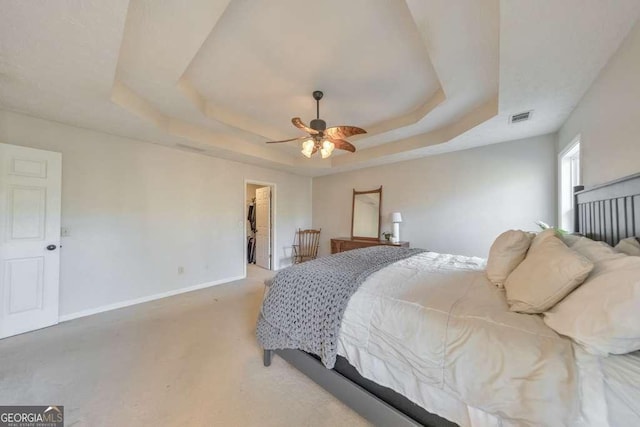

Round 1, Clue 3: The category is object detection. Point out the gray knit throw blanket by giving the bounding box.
[256,246,425,368]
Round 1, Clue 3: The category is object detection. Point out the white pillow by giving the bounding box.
[504,235,593,314]
[570,237,625,269]
[529,228,557,251]
[486,230,533,288]
[559,233,582,247]
[544,255,640,355]
[615,237,640,256]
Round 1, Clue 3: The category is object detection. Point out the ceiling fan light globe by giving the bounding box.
[302,139,314,151]
[301,147,313,158]
[320,148,331,159]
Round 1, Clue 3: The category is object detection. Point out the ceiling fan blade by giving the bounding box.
[325,125,366,140]
[292,117,319,135]
[327,137,356,153]
[266,136,309,144]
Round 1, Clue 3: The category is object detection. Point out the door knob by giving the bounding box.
[46,244,57,251]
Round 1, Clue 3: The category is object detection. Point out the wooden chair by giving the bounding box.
[292,228,321,264]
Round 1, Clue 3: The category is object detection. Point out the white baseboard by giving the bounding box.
[59,275,245,322]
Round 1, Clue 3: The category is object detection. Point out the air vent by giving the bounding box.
[175,143,207,153]
[509,110,533,124]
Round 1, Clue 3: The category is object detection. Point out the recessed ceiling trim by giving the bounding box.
[330,96,499,167]
[178,78,290,141]
[178,78,446,143]
[175,143,207,152]
[108,0,505,171]
[111,79,297,166]
[360,88,447,138]
[111,80,170,131]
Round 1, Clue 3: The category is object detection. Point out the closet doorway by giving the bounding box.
[245,181,275,274]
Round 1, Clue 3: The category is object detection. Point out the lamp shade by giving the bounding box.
[391,212,403,223]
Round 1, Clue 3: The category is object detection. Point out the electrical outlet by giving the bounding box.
[178,266,184,275]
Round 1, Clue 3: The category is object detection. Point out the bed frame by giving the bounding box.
[264,348,453,426]
[573,172,640,244]
[263,172,640,427]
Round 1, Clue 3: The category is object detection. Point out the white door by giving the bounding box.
[0,143,62,339]
[255,186,271,269]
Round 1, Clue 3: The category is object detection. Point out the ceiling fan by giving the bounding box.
[266,91,366,159]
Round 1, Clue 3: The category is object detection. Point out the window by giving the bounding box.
[559,138,581,231]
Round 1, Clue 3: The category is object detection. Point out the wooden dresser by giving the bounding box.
[330,237,410,254]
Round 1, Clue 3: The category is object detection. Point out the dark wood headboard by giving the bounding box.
[574,172,640,246]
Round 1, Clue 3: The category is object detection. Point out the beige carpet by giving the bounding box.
[0,265,370,426]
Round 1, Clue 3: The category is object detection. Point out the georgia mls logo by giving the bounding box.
[0,405,64,427]
[44,406,63,421]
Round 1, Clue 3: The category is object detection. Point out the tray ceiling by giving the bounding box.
[1,0,639,176]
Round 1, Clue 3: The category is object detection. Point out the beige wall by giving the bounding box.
[558,19,640,187]
[313,134,556,257]
[0,110,312,317]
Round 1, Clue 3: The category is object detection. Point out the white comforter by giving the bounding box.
[337,252,578,426]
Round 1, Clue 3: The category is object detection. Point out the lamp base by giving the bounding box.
[392,222,400,244]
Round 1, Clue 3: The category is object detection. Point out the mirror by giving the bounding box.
[351,186,382,241]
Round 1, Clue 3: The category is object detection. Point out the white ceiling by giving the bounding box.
[1,0,639,176]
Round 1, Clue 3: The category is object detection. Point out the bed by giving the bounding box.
[258,172,640,426]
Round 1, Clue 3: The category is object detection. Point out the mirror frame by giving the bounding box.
[351,186,383,241]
